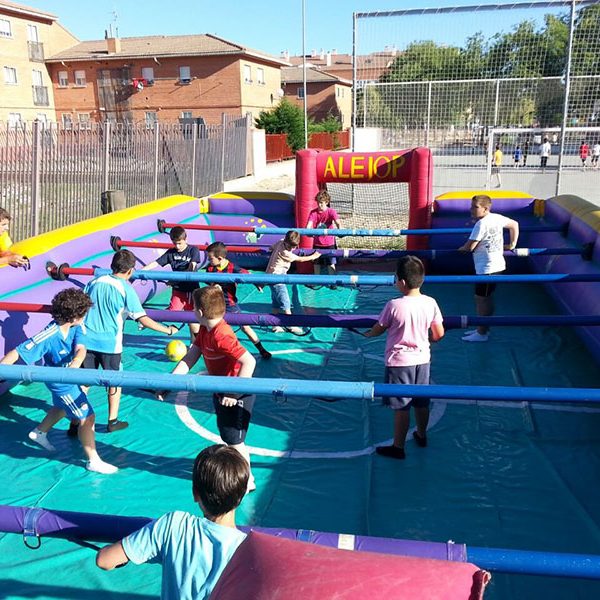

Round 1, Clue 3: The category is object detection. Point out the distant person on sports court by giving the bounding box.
[522,139,530,166]
[579,141,590,168]
[0,288,117,474]
[458,194,519,343]
[363,256,444,460]
[0,207,28,268]
[262,230,320,335]
[143,225,201,344]
[306,189,341,283]
[82,249,178,433]
[157,286,258,492]
[492,144,503,187]
[205,241,271,359]
[540,137,551,171]
[591,142,600,168]
[513,145,522,168]
[97,444,248,598]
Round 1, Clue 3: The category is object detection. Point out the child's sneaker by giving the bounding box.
[67,422,79,438]
[462,331,489,342]
[28,429,56,452]
[271,326,284,333]
[288,326,304,335]
[86,459,118,474]
[107,420,129,433]
[413,431,428,448]
[375,445,406,460]
[259,349,272,360]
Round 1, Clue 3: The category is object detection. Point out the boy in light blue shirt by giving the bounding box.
[81,249,178,433]
[97,444,248,600]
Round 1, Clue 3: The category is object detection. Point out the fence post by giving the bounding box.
[191,121,198,197]
[425,81,432,147]
[153,121,160,200]
[493,79,500,126]
[102,120,111,193]
[485,128,495,190]
[220,113,227,188]
[30,120,42,237]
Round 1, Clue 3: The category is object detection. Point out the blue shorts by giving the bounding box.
[384,364,431,410]
[52,388,94,421]
[270,283,291,312]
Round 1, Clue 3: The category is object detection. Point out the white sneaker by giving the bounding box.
[463,330,478,337]
[86,459,118,474]
[462,331,489,342]
[28,429,56,452]
[271,326,284,333]
[288,326,304,335]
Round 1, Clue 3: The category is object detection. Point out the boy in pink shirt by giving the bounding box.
[364,256,444,459]
[306,189,341,278]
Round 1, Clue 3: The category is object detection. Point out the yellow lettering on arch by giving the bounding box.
[374,155,391,179]
[323,156,337,179]
[391,154,406,179]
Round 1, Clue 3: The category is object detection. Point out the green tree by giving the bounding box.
[255,98,306,152]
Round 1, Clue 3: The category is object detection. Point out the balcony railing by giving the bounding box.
[28,41,45,62]
[32,85,49,106]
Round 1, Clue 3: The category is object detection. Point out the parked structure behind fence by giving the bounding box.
[0,114,250,240]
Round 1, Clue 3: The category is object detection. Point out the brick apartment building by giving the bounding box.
[0,0,77,124]
[281,65,352,128]
[45,33,290,126]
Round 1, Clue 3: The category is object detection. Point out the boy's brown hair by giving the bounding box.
[205,241,227,258]
[283,230,300,248]
[111,249,136,273]
[0,207,11,222]
[315,189,331,205]
[471,194,492,209]
[396,255,425,290]
[169,226,187,243]
[50,288,93,324]
[192,444,249,517]
[192,285,226,319]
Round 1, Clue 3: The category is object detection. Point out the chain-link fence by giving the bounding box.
[0,114,250,240]
[353,1,600,198]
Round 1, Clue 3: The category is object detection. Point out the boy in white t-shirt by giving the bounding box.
[458,195,519,342]
[364,256,444,460]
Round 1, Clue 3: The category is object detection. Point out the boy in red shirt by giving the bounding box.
[157,286,258,491]
[205,241,271,360]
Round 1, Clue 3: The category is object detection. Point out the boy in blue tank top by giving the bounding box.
[0,288,117,474]
[97,444,249,599]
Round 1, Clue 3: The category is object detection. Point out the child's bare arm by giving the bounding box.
[458,239,478,252]
[141,260,160,270]
[69,345,87,368]
[237,350,256,378]
[504,220,519,250]
[429,322,445,342]
[295,252,321,263]
[364,323,387,338]
[96,540,129,570]
[0,349,19,365]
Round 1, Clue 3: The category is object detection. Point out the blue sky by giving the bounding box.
[29,0,564,57]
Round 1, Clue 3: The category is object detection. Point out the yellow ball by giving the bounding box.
[165,340,187,362]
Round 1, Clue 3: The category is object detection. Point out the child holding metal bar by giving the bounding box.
[363,256,444,460]
[205,241,271,359]
[458,194,519,342]
[97,444,248,597]
[156,286,258,492]
[262,230,320,335]
[306,189,341,282]
[0,288,118,473]
[143,225,201,344]
[0,207,29,268]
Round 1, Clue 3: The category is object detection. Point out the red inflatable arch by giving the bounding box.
[295,148,433,252]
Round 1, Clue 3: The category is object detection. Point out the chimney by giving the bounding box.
[281,49,289,61]
[319,48,325,60]
[311,48,317,57]
[106,37,121,54]
[331,48,337,56]
[326,51,332,67]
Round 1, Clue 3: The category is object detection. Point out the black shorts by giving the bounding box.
[384,364,431,410]
[475,270,504,297]
[82,350,121,371]
[314,244,337,267]
[213,393,255,445]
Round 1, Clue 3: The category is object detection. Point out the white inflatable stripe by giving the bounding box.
[338,534,356,550]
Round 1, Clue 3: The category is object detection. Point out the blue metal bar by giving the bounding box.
[1,365,599,404]
[84,268,600,286]
[468,546,600,579]
[255,225,563,237]
[292,247,585,258]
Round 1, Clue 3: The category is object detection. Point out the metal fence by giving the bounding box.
[0,114,250,241]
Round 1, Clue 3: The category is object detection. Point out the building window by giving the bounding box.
[179,66,191,83]
[257,67,265,85]
[0,19,11,37]
[78,113,91,129]
[181,111,193,119]
[32,69,43,86]
[297,87,305,99]
[243,64,252,84]
[36,113,48,124]
[8,113,21,128]
[74,70,86,87]
[58,70,68,87]
[141,67,154,84]
[3,66,17,85]
[27,24,38,42]
[62,114,73,129]
[145,111,158,129]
